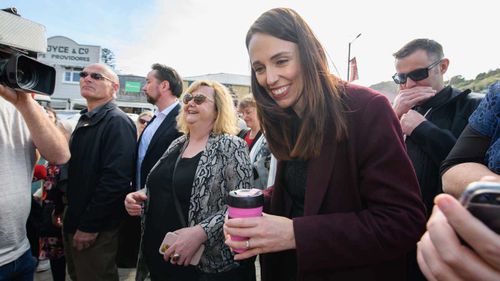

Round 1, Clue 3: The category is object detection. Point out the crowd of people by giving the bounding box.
[1,6,499,281]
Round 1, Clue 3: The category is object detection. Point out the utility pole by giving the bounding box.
[347,33,362,81]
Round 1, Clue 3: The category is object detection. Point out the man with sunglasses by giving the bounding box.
[117,63,183,268]
[392,39,483,281]
[63,63,136,281]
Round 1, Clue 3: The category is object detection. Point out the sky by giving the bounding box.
[3,0,499,87]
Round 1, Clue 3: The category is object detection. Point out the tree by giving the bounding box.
[101,48,116,69]
[449,75,466,85]
[475,72,487,80]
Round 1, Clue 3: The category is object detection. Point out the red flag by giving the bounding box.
[349,57,359,82]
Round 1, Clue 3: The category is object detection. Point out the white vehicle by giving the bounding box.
[55,110,138,133]
[126,113,139,122]
[33,93,51,107]
[55,109,80,120]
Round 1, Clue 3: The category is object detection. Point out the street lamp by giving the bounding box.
[347,33,362,81]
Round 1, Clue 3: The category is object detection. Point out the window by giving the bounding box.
[63,69,82,84]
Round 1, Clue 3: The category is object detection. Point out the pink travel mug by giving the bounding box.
[227,188,264,253]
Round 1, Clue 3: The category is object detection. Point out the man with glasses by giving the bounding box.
[391,39,483,281]
[117,63,183,268]
[63,63,136,281]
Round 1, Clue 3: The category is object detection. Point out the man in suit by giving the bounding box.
[136,63,183,189]
[117,63,183,267]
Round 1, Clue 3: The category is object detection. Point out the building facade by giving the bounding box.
[37,36,251,112]
[184,73,251,100]
[36,36,153,112]
[38,36,100,108]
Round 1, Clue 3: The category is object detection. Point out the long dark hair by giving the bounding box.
[246,8,347,160]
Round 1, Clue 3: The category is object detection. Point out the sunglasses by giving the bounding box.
[392,59,442,85]
[79,71,115,83]
[138,118,149,125]
[182,93,214,105]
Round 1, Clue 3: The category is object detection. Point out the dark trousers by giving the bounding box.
[116,215,140,268]
[63,228,119,281]
[26,198,42,260]
[50,256,66,281]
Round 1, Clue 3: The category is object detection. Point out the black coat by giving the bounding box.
[64,102,137,233]
[406,86,483,215]
[116,104,181,268]
[136,104,181,189]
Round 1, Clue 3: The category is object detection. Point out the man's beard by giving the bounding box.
[146,94,156,105]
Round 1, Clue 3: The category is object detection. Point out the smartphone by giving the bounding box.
[459,181,500,234]
[158,232,205,266]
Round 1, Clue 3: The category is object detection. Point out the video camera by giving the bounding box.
[0,7,55,95]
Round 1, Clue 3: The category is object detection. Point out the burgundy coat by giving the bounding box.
[261,84,426,281]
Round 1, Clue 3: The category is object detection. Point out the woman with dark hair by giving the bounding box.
[39,121,72,281]
[224,8,426,281]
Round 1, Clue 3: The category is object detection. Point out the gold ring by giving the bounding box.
[171,253,180,262]
[245,240,250,249]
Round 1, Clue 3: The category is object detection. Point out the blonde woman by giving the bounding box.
[135,110,153,138]
[125,80,255,281]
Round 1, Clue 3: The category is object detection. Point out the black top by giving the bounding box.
[404,86,483,216]
[440,125,491,175]
[282,114,308,219]
[143,149,202,280]
[283,159,308,218]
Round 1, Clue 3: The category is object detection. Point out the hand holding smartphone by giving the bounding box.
[159,232,205,265]
[459,181,500,234]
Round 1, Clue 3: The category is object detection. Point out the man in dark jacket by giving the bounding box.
[63,63,136,281]
[116,63,183,267]
[136,63,183,190]
[391,38,483,281]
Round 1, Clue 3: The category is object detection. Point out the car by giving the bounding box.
[55,109,81,120]
[126,113,139,122]
[56,110,139,133]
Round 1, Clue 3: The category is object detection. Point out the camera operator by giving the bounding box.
[0,84,70,280]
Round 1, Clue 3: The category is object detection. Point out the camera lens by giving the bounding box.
[17,60,39,90]
[0,53,55,95]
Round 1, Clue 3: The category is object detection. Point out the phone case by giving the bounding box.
[158,232,205,265]
[190,244,205,266]
[159,232,178,255]
[460,181,500,234]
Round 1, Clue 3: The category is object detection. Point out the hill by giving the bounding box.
[448,68,500,93]
[369,81,398,102]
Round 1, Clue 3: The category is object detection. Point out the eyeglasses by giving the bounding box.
[79,71,115,83]
[182,93,214,105]
[138,118,149,125]
[392,59,442,85]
